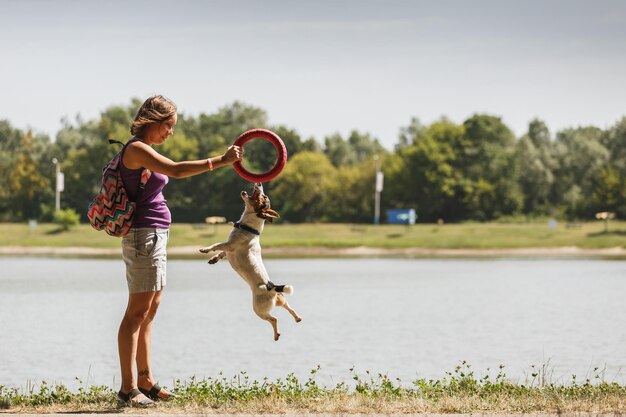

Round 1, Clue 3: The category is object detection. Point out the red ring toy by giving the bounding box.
[233,129,287,183]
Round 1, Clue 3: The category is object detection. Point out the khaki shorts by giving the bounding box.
[121,228,169,294]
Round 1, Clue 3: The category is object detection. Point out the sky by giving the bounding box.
[1,0,625,149]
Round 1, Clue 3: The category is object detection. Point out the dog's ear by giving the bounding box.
[259,208,280,222]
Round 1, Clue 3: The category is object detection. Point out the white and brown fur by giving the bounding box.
[199,182,301,341]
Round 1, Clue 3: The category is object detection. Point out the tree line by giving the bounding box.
[1,99,624,224]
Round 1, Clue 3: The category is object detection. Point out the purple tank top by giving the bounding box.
[119,138,171,229]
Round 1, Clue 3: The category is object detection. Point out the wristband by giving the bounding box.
[207,158,214,171]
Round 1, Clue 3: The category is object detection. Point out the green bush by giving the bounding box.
[54,208,80,231]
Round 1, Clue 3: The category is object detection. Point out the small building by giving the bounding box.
[387,209,417,225]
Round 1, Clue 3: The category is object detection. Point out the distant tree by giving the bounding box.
[325,160,378,223]
[300,136,323,153]
[98,104,136,139]
[192,101,268,152]
[591,166,625,218]
[461,114,516,172]
[385,119,462,221]
[271,152,337,222]
[396,117,424,150]
[324,133,354,167]
[552,126,609,218]
[595,117,626,217]
[602,117,626,169]
[6,131,51,219]
[323,130,384,167]
[0,120,24,219]
[516,137,554,214]
[516,119,555,215]
[459,114,523,220]
[527,118,551,149]
[0,120,24,152]
[347,130,385,163]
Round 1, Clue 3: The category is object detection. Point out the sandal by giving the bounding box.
[139,383,176,401]
[117,388,155,408]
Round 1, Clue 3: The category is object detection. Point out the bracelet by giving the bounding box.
[207,158,214,171]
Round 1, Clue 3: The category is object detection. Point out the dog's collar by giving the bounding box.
[233,222,260,236]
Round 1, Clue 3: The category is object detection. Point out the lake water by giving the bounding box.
[1,256,625,390]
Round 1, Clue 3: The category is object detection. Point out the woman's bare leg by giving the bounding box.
[118,291,157,395]
[136,290,167,395]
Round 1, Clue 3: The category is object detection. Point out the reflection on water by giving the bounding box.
[1,257,625,389]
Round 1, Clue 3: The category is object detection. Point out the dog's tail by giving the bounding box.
[266,281,294,295]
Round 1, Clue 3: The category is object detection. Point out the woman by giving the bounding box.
[117,95,242,407]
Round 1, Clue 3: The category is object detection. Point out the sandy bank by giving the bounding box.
[0,409,616,417]
[1,245,625,258]
[2,414,612,417]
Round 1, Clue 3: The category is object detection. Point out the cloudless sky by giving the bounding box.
[1,0,625,149]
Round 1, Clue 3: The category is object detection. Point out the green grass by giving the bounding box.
[2,363,625,413]
[1,221,625,250]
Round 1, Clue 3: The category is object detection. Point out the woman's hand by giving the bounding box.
[221,145,243,165]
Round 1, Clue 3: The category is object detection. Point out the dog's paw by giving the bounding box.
[199,247,212,253]
[208,257,219,264]
[274,332,280,341]
[295,317,302,323]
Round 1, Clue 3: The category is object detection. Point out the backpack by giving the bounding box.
[87,139,152,237]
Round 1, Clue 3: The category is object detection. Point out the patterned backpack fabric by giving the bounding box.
[87,140,151,237]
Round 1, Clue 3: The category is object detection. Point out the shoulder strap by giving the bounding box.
[110,138,153,203]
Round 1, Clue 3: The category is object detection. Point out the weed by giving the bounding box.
[3,363,626,413]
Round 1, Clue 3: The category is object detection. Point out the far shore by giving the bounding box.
[2,245,626,258]
[2,222,625,259]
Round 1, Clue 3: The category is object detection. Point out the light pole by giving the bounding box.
[52,158,63,212]
[373,155,383,224]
